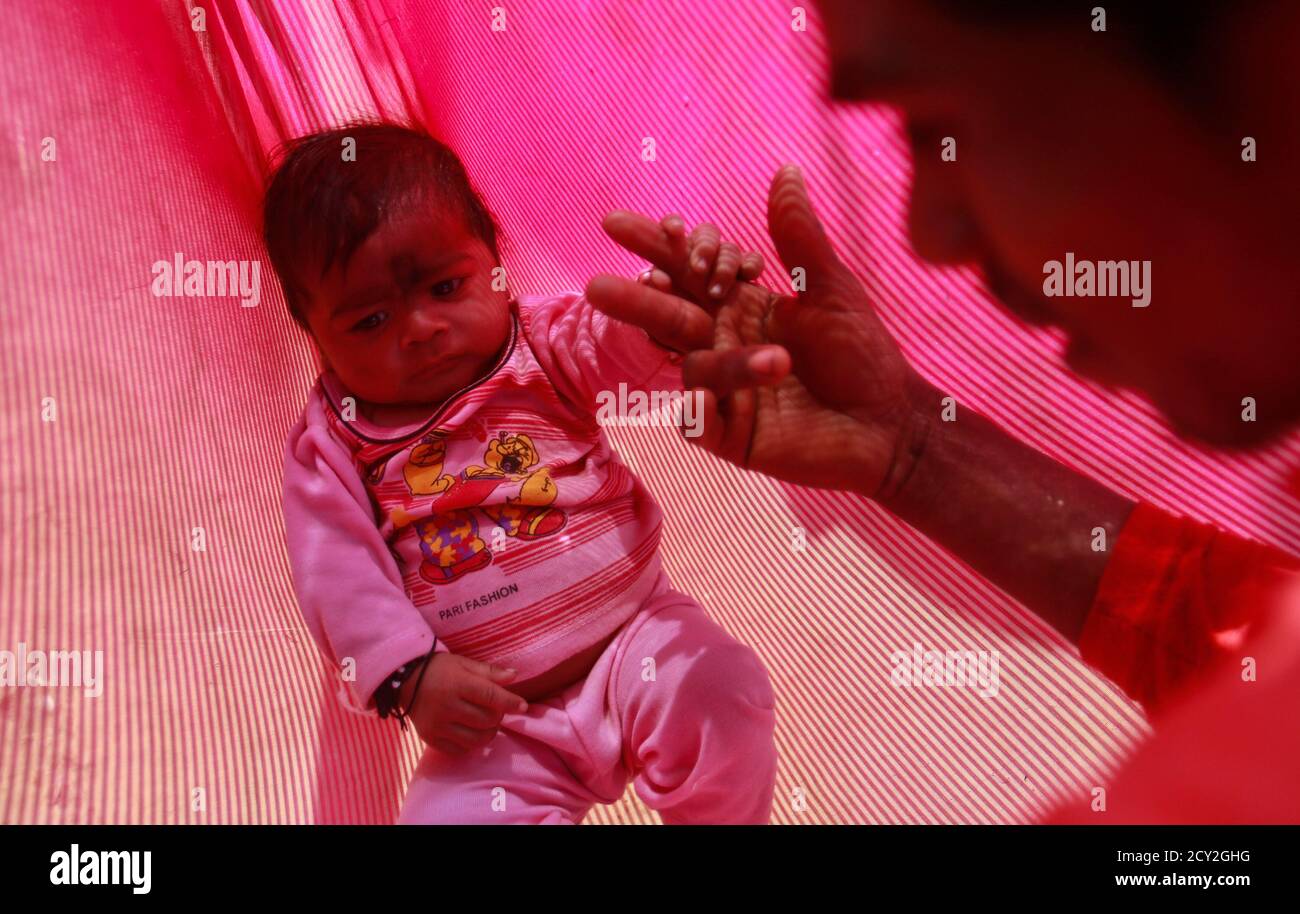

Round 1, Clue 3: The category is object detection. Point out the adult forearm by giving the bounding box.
[874,373,1137,643]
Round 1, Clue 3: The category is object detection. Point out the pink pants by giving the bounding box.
[397,578,778,824]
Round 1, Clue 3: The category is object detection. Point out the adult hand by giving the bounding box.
[587,165,934,497]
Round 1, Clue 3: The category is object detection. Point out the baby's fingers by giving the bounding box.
[738,251,765,281]
[661,213,687,248]
[455,656,519,684]
[707,242,743,299]
[686,222,720,278]
[454,658,528,713]
[430,738,466,755]
[451,697,510,729]
[437,722,499,753]
[461,676,528,716]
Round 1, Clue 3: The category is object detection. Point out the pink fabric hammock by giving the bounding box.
[3,0,1298,824]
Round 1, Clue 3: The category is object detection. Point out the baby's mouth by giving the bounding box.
[411,357,455,380]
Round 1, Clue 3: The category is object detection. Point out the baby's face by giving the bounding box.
[300,206,511,407]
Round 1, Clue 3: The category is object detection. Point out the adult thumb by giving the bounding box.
[767,163,844,289]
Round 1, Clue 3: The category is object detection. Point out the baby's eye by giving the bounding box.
[430,277,464,297]
[351,311,387,332]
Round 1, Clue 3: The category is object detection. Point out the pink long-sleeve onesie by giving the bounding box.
[281,292,777,823]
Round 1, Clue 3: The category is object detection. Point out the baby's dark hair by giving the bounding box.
[262,120,503,328]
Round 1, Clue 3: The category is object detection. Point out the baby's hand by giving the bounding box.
[633,215,765,303]
[399,652,527,754]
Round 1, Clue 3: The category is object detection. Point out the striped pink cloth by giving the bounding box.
[2,0,1298,824]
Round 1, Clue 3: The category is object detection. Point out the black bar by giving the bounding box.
[3,824,1289,897]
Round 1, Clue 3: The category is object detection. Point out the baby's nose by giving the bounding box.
[402,307,449,347]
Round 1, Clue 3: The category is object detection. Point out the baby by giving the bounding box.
[269,122,778,824]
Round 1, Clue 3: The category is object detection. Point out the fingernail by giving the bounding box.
[693,255,707,272]
[709,283,723,298]
[516,701,527,712]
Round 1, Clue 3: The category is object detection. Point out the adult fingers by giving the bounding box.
[766,163,847,293]
[636,267,674,293]
[662,213,689,266]
[601,210,688,276]
[683,387,755,469]
[719,386,757,465]
[682,346,791,398]
[586,273,715,352]
[684,386,726,455]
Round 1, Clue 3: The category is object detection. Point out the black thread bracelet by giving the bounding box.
[401,647,437,723]
[375,646,435,731]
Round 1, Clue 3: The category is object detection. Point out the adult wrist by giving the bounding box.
[871,370,941,507]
